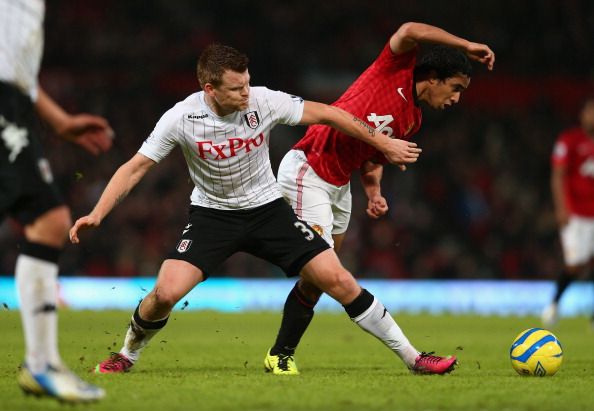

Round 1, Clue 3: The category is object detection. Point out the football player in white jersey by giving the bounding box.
[69,44,427,374]
[1,0,112,402]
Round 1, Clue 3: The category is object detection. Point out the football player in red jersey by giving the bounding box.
[265,22,495,375]
[542,97,594,329]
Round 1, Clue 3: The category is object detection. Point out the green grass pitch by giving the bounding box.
[1,309,593,410]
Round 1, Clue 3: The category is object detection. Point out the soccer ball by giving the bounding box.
[510,328,563,376]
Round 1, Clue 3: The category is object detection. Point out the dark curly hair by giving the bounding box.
[414,45,472,80]
[197,44,249,88]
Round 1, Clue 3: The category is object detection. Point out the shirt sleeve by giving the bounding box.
[551,135,569,168]
[373,42,417,74]
[264,88,305,126]
[137,108,179,163]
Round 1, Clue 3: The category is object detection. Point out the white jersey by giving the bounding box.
[0,0,45,100]
[139,87,305,210]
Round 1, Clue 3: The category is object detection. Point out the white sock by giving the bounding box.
[15,254,61,373]
[351,297,419,368]
[120,316,164,363]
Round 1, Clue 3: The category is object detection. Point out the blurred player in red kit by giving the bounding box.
[265,22,495,375]
[542,97,594,328]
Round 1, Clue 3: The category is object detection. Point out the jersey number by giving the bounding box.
[294,222,314,241]
[367,113,394,137]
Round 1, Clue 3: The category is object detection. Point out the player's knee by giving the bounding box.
[152,287,181,310]
[317,268,358,300]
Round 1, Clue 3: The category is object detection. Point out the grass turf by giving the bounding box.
[1,309,593,410]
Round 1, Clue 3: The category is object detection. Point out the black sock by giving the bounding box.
[343,289,374,318]
[270,283,316,356]
[553,270,574,303]
[133,303,169,330]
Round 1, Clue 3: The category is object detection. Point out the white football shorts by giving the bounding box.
[560,214,594,266]
[277,149,351,247]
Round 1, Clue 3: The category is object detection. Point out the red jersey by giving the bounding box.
[294,43,422,186]
[551,127,594,216]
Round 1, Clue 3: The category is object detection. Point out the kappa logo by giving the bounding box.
[182,223,192,235]
[244,111,260,129]
[187,113,209,120]
[177,239,192,253]
[397,87,408,102]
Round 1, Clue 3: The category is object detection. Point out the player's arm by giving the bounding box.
[69,153,155,243]
[360,161,388,219]
[390,22,495,70]
[299,100,421,166]
[35,87,114,155]
[551,164,569,227]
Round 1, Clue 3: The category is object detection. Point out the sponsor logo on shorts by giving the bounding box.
[177,239,192,253]
[38,158,54,183]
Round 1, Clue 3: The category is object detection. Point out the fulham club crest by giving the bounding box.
[176,239,192,253]
[244,111,260,129]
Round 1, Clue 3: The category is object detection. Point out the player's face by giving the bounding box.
[427,74,470,110]
[207,69,251,115]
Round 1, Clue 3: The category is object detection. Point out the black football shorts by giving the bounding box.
[167,198,331,278]
[0,82,64,224]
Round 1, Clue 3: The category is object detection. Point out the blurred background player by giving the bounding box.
[1,0,112,402]
[542,97,594,328]
[265,22,495,375]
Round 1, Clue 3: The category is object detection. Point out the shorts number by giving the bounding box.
[294,222,314,241]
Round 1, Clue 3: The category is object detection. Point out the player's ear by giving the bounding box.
[427,70,440,85]
[203,83,216,96]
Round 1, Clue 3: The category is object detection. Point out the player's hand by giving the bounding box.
[58,114,114,155]
[69,215,101,244]
[465,42,495,71]
[381,138,421,166]
[366,195,388,219]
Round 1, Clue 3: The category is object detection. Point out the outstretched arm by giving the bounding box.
[360,161,388,219]
[299,101,421,168]
[69,153,155,243]
[36,87,114,155]
[390,22,495,70]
